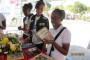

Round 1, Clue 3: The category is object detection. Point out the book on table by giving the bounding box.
[7,53,24,60]
[30,53,54,60]
[22,43,35,49]
[23,47,40,57]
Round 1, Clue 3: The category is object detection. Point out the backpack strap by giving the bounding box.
[49,27,66,56]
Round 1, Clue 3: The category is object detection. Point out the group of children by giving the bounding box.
[18,1,71,60]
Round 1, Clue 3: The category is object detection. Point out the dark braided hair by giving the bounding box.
[35,1,45,9]
[23,3,33,10]
[53,9,65,20]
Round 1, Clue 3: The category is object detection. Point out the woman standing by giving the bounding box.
[30,1,49,50]
[44,9,71,60]
[18,3,33,43]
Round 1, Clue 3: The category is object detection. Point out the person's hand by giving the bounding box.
[27,37,30,42]
[0,26,4,29]
[43,38,54,44]
[18,26,22,30]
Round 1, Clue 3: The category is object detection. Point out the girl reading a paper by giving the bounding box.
[44,9,71,60]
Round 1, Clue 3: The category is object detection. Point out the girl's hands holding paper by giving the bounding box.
[43,38,54,44]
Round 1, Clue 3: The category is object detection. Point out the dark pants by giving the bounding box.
[35,43,43,50]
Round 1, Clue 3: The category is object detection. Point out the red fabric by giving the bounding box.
[22,48,45,60]
[3,48,45,60]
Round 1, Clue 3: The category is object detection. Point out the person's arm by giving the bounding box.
[53,41,70,55]
[44,39,70,55]
[44,29,71,55]
[18,26,25,31]
[45,18,49,29]
[18,18,26,31]
[0,20,6,30]
[18,26,24,31]
[42,43,47,52]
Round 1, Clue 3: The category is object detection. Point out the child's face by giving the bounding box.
[51,12,62,28]
[23,8,30,16]
[36,5,45,15]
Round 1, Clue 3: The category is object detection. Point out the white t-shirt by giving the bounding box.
[0,13,6,34]
[25,15,33,27]
[47,25,71,60]
[32,16,43,44]
[24,17,28,25]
